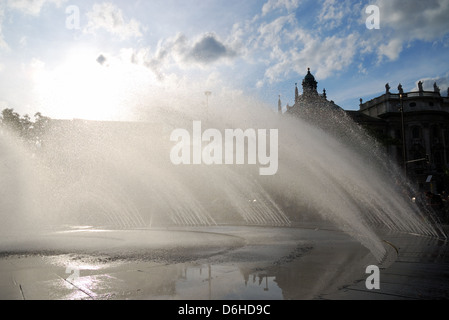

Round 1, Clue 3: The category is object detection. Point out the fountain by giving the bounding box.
[0,96,443,257]
[0,92,446,300]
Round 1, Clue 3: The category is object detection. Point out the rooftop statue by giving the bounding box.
[434,82,440,94]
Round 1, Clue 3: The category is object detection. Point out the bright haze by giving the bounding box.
[0,0,449,121]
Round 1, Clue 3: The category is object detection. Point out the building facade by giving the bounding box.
[351,82,449,193]
[281,69,449,193]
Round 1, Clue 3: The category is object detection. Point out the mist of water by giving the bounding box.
[0,99,443,261]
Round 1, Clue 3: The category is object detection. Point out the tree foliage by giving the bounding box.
[0,108,51,144]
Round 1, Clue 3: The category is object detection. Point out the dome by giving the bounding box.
[304,68,315,82]
[302,68,318,93]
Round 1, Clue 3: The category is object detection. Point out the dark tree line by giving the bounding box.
[0,108,51,144]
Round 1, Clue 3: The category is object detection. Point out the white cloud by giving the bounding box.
[126,32,238,80]
[376,0,449,42]
[7,0,67,16]
[318,0,352,30]
[260,27,358,85]
[19,36,27,48]
[0,100,7,109]
[81,51,268,122]
[30,57,45,71]
[377,38,402,61]
[85,2,144,40]
[372,0,449,61]
[0,7,8,50]
[262,0,301,16]
[412,73,449,94]
[1,0,67,51]
[228,0,365,87]
[257,14,296,49]
[1,0,65,51]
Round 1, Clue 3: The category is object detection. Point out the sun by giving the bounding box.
[33,47,136,121]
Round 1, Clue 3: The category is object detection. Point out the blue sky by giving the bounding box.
[0,0,449,121]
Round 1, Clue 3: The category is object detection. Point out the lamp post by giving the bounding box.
[264,275,269,292]
[399,93,407,176]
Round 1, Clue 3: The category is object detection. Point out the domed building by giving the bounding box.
[278,69,449,195]
[279,68,341,116]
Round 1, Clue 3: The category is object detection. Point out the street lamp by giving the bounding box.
[399,93,407,176]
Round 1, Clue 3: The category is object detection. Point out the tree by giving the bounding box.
[33,112,51,140]
[1,108,22,134]
[1,108,51,146]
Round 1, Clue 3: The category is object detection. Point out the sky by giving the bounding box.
[0,0,449,121]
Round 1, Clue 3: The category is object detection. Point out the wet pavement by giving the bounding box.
[323,227,449,300]
[0,226,448,300]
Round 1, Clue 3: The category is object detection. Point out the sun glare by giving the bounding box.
[33,47,137,121]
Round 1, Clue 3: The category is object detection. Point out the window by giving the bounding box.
[409,102,417,107]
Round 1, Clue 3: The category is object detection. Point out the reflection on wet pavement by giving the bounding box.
[0,226,448,300]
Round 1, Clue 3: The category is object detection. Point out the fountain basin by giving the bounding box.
[0,225,411,300]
